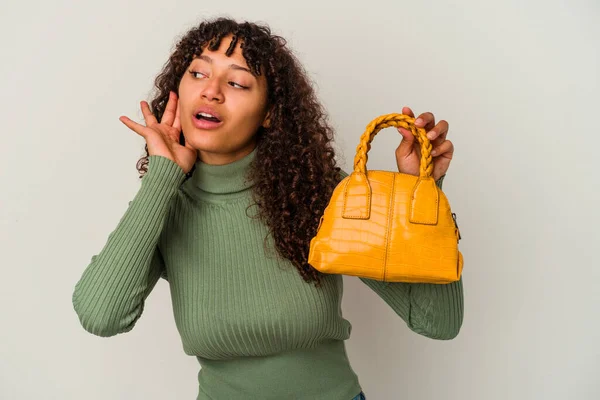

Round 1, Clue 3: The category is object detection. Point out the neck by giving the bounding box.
[183,145,258,199]
[197,141,257,165]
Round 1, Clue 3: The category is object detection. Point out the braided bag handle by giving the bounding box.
[353,113,433,178]
[342,113,436,220]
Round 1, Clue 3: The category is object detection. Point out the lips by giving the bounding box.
[192,106,222,122]
[191,108,223,130]
[192,116,222,130]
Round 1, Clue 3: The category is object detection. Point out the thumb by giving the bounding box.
[396,127,415,157]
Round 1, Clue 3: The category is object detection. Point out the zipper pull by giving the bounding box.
[317,215,325,232]
[451,212,462,241]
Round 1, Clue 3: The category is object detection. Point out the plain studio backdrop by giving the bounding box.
[1,0,598,399]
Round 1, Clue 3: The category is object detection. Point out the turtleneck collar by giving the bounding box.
[183,146,258,199]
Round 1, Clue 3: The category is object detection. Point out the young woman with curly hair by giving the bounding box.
[72,17,463,400]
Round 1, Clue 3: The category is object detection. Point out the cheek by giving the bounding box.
[178,77,197,100]
[177,85,197,120]
[231,97,265,123]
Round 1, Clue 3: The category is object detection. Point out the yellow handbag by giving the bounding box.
[308,113,463,284]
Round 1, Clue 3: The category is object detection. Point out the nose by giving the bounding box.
[200,77,224,103]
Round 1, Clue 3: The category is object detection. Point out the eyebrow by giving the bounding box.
[195,54,254,76]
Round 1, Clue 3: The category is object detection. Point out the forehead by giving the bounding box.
[197,35,249,67]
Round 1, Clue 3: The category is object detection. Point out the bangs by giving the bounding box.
[201,32,263,77]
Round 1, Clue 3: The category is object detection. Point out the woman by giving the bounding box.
[72,17,463,400]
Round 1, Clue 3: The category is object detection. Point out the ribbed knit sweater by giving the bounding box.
[72,145,463,400]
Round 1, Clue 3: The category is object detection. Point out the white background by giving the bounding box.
[1,0,598,399]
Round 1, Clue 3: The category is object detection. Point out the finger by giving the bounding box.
[414,112,435,131]
[185,136,196,152]
[161,91,178,126]
[397,127,415,144]
[140,101,158,126]
[396,126,417,159]
[119,116,147,137]
[431,139,454,158]
[426,119,449,145]
[173,100,181,132]
[399,106,415,137]
[397,107,416,143]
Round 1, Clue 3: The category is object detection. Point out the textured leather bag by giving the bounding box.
[308,113,463,284]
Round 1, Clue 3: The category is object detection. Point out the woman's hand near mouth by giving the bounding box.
[119,91,197,174]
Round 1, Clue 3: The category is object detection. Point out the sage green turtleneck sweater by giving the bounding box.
[72,146,463,400]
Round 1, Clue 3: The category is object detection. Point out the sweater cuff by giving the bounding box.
[435,174,446,189]
[142,155,188,189]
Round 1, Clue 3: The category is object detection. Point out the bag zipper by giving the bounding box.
[451,212,462,241]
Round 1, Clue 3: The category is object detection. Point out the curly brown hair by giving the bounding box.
[135,17,345,288]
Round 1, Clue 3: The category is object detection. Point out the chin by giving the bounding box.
[186,135,233,154]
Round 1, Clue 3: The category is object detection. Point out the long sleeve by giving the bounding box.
[338,167,463,340]
[359,276,463,340]
[72,155,187,337]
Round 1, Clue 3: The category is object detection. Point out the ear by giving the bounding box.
[262,108,272,128]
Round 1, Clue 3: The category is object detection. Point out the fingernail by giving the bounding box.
[415,118,423,126]
[431,149,437,156]
[427,131,435,140]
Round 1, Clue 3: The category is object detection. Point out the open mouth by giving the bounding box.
[195,112,221,123]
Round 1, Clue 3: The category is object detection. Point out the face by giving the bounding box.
[178,34,270,165]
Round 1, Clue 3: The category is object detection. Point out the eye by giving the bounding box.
[189,70,248,90]
[229,81,248,89]
[189,70,206,79]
